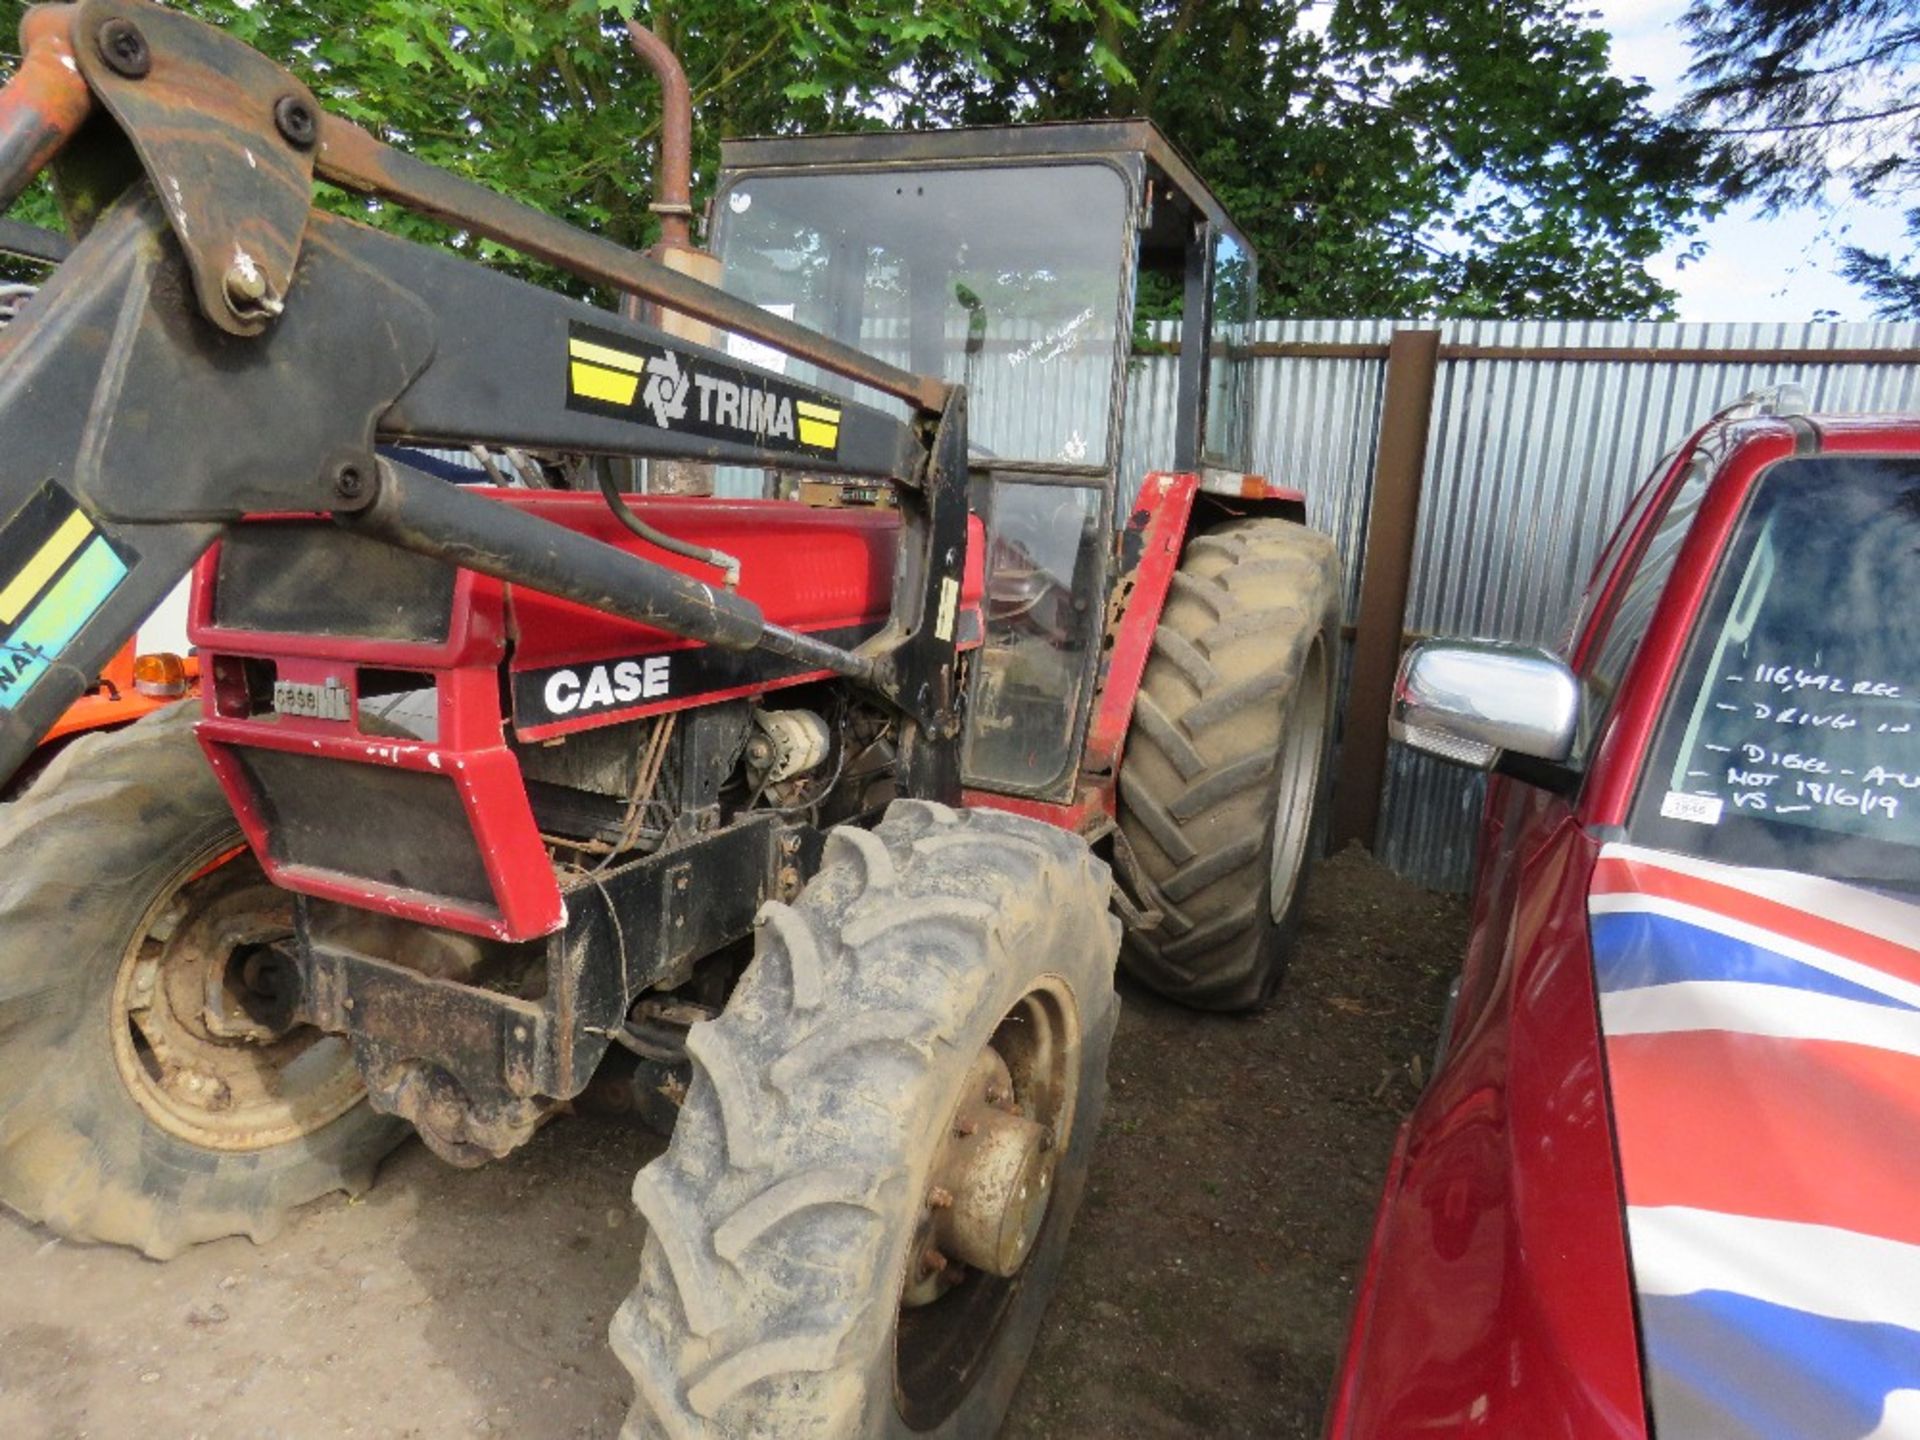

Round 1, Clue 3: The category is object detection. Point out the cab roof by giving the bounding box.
[717,118,1252,258]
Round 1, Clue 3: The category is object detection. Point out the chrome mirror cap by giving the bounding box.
[1389,639,1580,771]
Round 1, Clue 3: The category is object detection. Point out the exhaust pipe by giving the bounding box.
[621,21,722,496]
[625,21,695,254]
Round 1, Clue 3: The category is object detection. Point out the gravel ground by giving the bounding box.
[0,846,1466,1440]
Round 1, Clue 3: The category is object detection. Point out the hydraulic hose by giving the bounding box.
[597,467,741,589]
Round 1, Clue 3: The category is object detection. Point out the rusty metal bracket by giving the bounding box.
[67,0,319,337]
[288,812,796,1164]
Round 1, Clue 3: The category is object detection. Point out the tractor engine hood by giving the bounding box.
[187,491,985,943]
[1589,843,1920,1439]
[497,492,985,741]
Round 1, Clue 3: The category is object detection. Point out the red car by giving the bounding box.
[1327,396,1920,1439]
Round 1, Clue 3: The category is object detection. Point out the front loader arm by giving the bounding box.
[0,0,970,793]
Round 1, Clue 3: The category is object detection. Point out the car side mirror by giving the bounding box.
[1389,639,1580,774]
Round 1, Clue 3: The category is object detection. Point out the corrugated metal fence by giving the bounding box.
[1162,318,1920,891]
[708,315,1918,889]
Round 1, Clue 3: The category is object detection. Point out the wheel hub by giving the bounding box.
[894,976,1085,1427]
[110,844,364,1151]
[902,984,1080,1312]
[923,1050,1055,1282]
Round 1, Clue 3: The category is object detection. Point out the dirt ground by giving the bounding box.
[0,847,1466,1440]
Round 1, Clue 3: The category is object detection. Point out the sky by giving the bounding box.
[1595,0,1912,323]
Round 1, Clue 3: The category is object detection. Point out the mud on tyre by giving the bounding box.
[613,799,1120,1439]
[1115,517,1340,1011]
[0,703,405,1259]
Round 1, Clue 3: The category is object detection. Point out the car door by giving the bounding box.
[1444,440,1714,1055]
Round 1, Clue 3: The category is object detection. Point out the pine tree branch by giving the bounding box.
[1707,97,1920,135]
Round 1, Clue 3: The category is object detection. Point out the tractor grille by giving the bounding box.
[231,746,496,912]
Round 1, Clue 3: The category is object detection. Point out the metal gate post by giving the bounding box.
[1332,327,1441,850]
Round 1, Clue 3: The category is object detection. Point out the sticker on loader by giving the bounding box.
[0,484,131,709]
[564,320,843,458]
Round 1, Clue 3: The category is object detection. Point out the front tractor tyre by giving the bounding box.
[0,703,405,1259]
[1116,518,1341,1010]
[613,799,1121,1439]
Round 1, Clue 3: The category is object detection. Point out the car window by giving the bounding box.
[1562,443,1684,657]
[1571,451,1713,758]
[1632,454,1920,891]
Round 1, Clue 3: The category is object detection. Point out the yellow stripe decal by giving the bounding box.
[570,361,643,406]
[0,510,93,625]
[567,338,647,374]
[14,535,124,642]
[795,398,842,450]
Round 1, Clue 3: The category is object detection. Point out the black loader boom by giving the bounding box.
[0,0,967,796]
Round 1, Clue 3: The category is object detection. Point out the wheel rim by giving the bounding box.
[1268,636,1330,924]
[894,978,1082,1430]
[109,839,364,1151]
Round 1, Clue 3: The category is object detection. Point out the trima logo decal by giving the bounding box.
[0,483,130,710]
[565,321,842,458]
[642,349,691,428]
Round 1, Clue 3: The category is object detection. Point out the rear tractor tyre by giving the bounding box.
[1116,518,1341,1011]
[613,799,1120,1439]
[0,703,406,1259]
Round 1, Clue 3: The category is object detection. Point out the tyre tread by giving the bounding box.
[613,801,1118,1439]
[1115,519,1340,1010]
[0,703,401,1259]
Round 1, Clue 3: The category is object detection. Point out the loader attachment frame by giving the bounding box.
[0,0,968,796]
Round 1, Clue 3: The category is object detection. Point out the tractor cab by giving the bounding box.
[709,121,1259,799]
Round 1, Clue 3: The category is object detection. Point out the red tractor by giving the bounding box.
[0,5,1338,1434]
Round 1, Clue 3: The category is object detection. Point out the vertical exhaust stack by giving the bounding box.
[624,22,721,497]
[625,21,696,258]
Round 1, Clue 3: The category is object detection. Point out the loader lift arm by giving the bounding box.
[0,0,968,797]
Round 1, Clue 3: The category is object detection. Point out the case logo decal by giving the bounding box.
[542,656,672,718]
[514,622,884,731]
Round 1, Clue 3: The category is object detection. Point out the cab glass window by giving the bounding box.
[1202,231,1255,464]
[714,164,1132,466]
[962,482,1105,795]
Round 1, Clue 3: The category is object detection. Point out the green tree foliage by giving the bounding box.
[908,1,1720,318]
[0,0,1121,278]
[0,0,1717,317]
[1682,0,1920,318]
